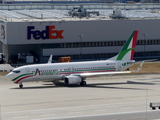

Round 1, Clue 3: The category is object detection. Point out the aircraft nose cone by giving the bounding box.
[6,72,14,79]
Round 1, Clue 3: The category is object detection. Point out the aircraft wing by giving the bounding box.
[79,71,131,77]
[75,61,144,78]
[131,61,144,72]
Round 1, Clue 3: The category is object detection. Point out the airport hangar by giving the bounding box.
[0,4,160,63]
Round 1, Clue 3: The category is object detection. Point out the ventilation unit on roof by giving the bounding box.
[110,9,128,19]
[68,5,99,18]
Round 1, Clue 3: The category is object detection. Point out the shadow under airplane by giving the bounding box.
[10,81,152,90]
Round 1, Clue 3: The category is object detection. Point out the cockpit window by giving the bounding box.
[12,70,20,73]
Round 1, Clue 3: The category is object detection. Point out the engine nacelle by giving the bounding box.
[64,76,82,84]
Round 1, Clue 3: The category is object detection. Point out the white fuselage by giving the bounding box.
[6,60,135,84]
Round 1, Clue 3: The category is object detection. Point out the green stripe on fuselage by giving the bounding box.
[12,73,33,81]
[59,68,116,74]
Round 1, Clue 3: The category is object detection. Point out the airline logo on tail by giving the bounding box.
[116,30,138,60]
[110,30,138,61]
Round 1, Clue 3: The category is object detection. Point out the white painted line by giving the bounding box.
[68,112,82,114]
[13,116,28,119]
[39,110,157,120]
[41,114,55,116]
[120,107,132,110]
[95,109,107,112]
[1,101,150,115]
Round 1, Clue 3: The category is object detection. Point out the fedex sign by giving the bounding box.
[27,26,64,40]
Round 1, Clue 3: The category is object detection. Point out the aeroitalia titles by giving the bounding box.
[27,26,64,40]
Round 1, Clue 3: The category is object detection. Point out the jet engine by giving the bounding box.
[64,76,82,84]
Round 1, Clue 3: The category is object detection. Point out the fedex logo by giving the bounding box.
[27,26,64,40]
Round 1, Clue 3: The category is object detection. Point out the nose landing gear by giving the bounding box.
[19,84,23,88]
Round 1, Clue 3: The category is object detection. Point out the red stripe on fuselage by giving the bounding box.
[15,75,34,84]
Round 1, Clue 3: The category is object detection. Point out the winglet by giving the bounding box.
[47,55,52,64]
[132,61,144,72]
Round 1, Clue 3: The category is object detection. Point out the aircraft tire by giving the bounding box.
[19,84,23,88]
[80,81,86,86]
[83,81,86,86]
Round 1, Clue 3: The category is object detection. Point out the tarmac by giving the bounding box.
[1,74,160,120]
[0,64,15,72]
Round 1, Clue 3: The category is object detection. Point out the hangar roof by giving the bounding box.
[0,9,160,22]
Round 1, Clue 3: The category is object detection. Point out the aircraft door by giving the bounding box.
[25,67,30,73]
[25,67,35,81]
[118,62,121,71]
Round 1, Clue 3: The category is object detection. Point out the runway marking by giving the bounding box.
[120,107,132,110]
[95,109,107,112]
[68,112,82,114]
[13,116,28,119]
[1,101,149,115]
[38,110,157,120]
[41,114,55,116]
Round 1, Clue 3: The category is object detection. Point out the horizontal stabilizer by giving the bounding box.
[132,61,144,72]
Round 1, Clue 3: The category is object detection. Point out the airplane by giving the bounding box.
[6,30,144,88]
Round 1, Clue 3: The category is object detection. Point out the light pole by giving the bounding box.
[79,35,83,60]
[143,33,147,59]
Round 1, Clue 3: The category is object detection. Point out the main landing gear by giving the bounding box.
[19,84,23,88]
[80,80,86,86]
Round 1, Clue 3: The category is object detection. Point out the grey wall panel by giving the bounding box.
[82,46,122,54]
[144,45,160,52]
[43,48,80,56]
[43,46,123,56]
[132,45,160,52]
[5,19,160,45]
[135,46,143,52]
[43,44,160,56]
